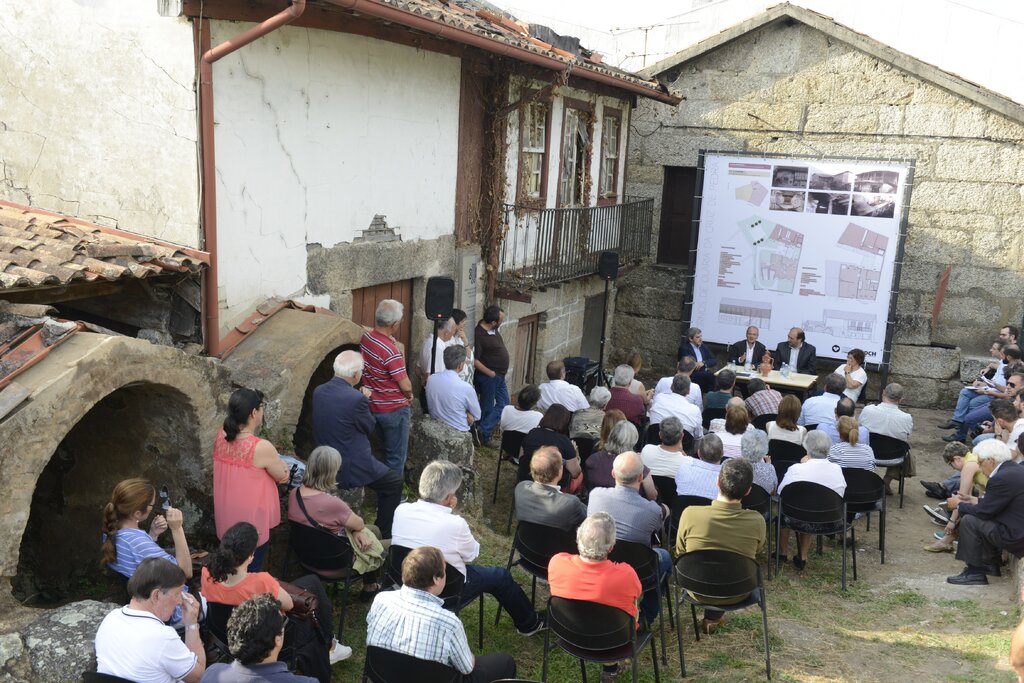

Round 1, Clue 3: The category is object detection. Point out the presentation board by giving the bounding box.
[688,153,911,364]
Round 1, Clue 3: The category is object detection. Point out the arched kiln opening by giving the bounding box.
[292,343,360,458]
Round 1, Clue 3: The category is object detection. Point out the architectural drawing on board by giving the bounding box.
[826,223,888,301]
[719,298,772,329]
[803,309,876,341]
[735,181,768,206]
[737,215,803,293]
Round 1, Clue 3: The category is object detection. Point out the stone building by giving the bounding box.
[617,3,1024,406]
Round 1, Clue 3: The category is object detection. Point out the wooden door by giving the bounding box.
[511,314,539,391]
[350,280,413,356]
[657,166,697,265]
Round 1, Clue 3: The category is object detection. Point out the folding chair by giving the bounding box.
[869,432,909,508]
[362,645,460,683]
[645,422,661,446]
[541,597,660,683]
[501,521,577,622]
[741,483,773,578]
[494,430,527,503]
[286,520,362,640]
[668,495,712,550]
[82,674,135,683]
[843,468,887,563]
[673,550,770,679]
[702,408,726,430]
[573,436,597,463]
[751,413,777,431]
[776,482,856,590]
[651,475,677,509]
[609,540,674,665]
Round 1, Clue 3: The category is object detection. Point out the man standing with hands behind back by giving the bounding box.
[727,326,766,368]
[475,305,509,447]
[774,327,817,375]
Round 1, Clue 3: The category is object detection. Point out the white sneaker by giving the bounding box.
[329,641,353,664]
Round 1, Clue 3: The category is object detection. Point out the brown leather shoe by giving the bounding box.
[701,616,726,634]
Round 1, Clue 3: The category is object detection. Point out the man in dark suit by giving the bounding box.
[678,327,718,394]
[945,440,1024,585]
[313,349,403,538]
[773,327,817,374]
[514,446,587,532]
[726,326,767,368]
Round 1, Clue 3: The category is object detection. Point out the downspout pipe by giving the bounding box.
[198,0,306,357]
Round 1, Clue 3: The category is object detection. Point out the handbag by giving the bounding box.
[277,579,319,625]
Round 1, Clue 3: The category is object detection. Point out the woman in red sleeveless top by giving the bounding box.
[213,388,289,571]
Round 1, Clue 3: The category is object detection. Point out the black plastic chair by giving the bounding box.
[645,422,661,446]
[673,550,770,679]
[609,540,674,665]
[776,482,856,590]
[843,468,887,564]
[573,436,597,463]
[384,545,486,649]
[541,596,660,683]
[362,645,460,683]
[869,432,909,508]
[767,439,805,463]
[669,495,713,548]
[701,408,726,430]
[751,413,777,431]
[494,430,527,503]
[741,483,774,579]
[83,674,135,683]
[804,423,818,431]
[286,520,362,640]
[652,475,678,509]
[681,431,696,456]
[203,601,234,662]
[502,521,578,622]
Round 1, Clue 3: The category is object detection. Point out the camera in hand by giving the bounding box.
[159,486,172,511]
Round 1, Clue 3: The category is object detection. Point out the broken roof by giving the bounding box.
[0,201,209,291]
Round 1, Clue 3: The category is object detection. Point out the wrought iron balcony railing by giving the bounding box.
[497,197,653,287]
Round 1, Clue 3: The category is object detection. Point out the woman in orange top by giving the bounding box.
[201,522,351,680]
[213,388,290,571]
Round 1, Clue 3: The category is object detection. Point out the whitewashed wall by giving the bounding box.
[211,22,461,333]
[0,1,199,246]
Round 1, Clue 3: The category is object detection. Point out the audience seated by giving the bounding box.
[586,452,671,623]
[833,348,867,402]
[598,409,627,450]
[777,431,847,569]
[392,461,546,635]
[313,349,402,539]
[287,446,385,598]
[939,335,1013,434]
[744,377,782,418]
[95,557,205,682]
[500,384,543,434]
[367,546,517,682]
[518,404,582,492]
[767,395,806,445]
[586,420,657,500]
[819,398,870,445]
[514,446,587,532]
[704,370,736,412]
[798,374,846,427]
[426,345,482,433]
[859,382,914,492]
[537,360,590,412]
[625,351,653,405]
[675,433,724,500]
[717,403,751,459]
[739,429,777,494]
[606,365,646,426]
[569,386,611,440]
[827,416,875,470]
[946,349,1023,443]
[201,593,316,683]
[648,374,703,438]
[945,440,1024,586]
[654,356,704,411]
[201,522,350,679]
[924,442,985,553]
[676,458,767,633]
[640,417,690,478]
[548,513,642,681]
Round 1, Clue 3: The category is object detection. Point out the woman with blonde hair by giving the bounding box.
[101,478,192,580]
[827,416,875,470]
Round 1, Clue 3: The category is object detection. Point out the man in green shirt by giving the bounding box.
[676,458,766,633]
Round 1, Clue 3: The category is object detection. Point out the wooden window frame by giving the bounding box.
[515,89,553,209]
[556,97,595,209]
[598,107,622,207]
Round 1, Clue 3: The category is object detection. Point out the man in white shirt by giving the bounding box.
[798,374,846,426]
[537,360,589,412]
[648,374,703,438]
[654,356,703,411]
[425,345,481,432]
[417,317,457,384]
[95,557,205,683]
[640,417,691,478]
[392,460,545,636]
[777,431,846,570]
[859,382,915,493]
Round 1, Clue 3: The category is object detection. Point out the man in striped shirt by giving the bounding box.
[361,299,414,474]
[367,546,517,681]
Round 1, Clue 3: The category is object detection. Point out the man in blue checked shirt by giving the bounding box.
[366,546,516,682]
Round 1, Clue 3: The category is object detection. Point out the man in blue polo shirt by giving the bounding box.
[426,345,481,433]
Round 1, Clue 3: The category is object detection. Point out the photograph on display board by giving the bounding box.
[851,193,896,218]
[771,165,808,188]
[809,168,854,192]
[806,192,851,215]
[770,189,805,212]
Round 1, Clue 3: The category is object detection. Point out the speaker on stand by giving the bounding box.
[420,277,455,415]
[597,252,618,388]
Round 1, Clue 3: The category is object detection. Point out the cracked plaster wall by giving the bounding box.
[0,1,199,247]
[210,21,461,335]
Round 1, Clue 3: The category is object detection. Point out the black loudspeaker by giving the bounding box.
[598,251,619,280]
[425,276,455,321]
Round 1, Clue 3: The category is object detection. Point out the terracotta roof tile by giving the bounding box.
[0,201,209,292]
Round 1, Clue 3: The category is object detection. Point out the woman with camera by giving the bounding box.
[202,522,351,682]
[213,388,291,571]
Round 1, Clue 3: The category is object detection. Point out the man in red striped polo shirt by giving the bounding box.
[361,299,415,475]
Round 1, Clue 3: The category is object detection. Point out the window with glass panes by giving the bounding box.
[600,113,620,198]
[520,100,548,202]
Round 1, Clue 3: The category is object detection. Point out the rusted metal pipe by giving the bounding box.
[324,0,680,104]
[198,0,306,357]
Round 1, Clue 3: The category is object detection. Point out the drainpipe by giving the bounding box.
[198,0,306,357]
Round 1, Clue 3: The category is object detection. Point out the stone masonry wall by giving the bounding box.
[624,20,1024,404]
